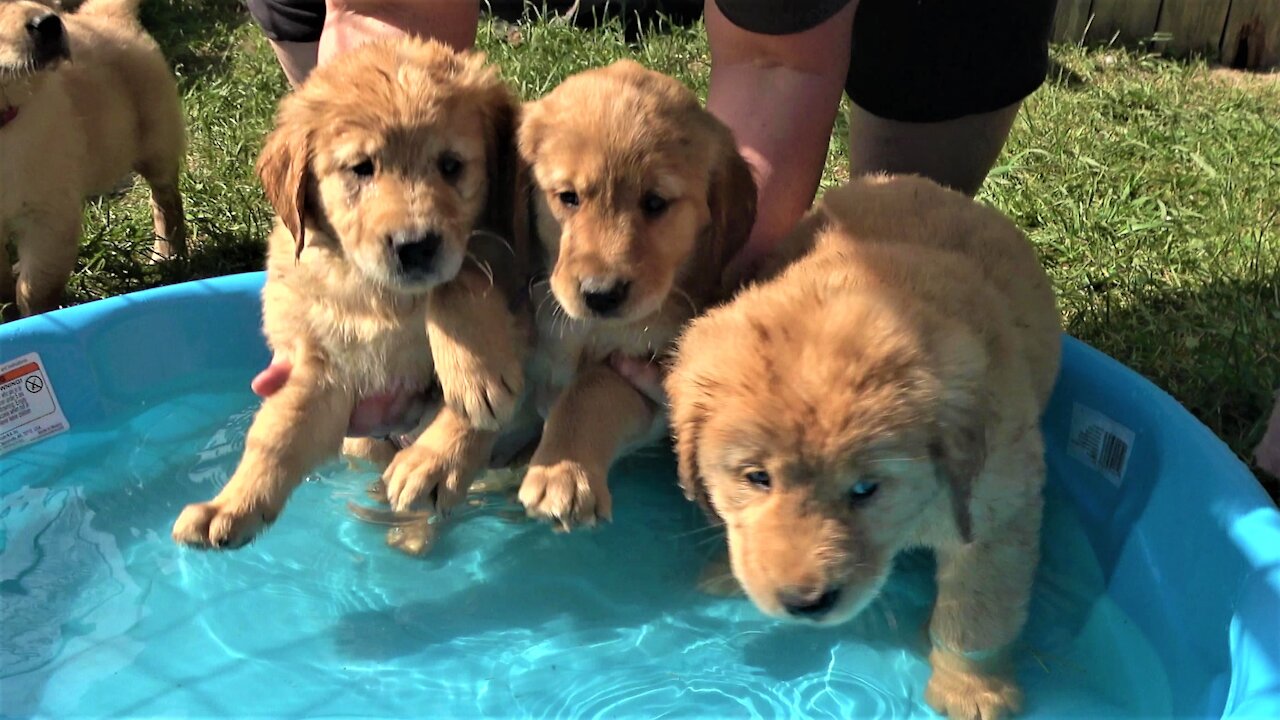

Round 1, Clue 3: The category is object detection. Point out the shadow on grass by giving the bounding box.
[140,0,253,86]
[494,0,702,42]
[1066,275,1280,497]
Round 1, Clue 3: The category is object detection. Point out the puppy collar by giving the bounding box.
[0,106,17,129]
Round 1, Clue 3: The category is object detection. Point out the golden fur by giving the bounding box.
[0,0,184,318]
[171,38,529,549]
[512,60,756,529]
[358,60,757,534]
[664,175,1062,720]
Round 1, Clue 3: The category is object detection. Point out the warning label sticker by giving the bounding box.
[0,352,70,456]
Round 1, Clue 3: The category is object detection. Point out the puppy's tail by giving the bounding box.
[75,0,142,21]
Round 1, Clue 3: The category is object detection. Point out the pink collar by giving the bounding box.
[0,106,17,129]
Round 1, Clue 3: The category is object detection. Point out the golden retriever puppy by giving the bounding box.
[171,38,528,549]
[511,60,756,530]
[382,61,757,530]
[665,175,1062,720]
[0,0,185,318]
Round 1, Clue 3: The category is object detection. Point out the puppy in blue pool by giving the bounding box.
[664,175,1062,720]
[172,38,531,551]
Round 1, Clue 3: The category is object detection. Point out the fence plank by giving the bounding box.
[1221,0,1280,68]
[1085,0,1164,44]
[1052,0,1094,44]
[1157,0,1233,58]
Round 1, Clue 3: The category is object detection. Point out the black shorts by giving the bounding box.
[716,0,1058,123]
[247,0,325,44]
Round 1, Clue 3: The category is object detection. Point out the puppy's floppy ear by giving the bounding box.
[664,341,721,523]
[475,68,521,237]
[256,102,313,258]
[704,125,758,297]
[926,327,990,544]
[471,65,531,306]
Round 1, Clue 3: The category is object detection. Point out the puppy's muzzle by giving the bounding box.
[779,585,842,620]
[579,276,630,316]
[390,231,442,279]
[27,13,70,66]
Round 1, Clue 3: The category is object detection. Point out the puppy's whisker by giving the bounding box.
[464,253,496,288]
[671,288,698,317]
[672,523,727,539]
[467,230,515,258]
[865,455,929,465]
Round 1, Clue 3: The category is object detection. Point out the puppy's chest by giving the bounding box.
[527,285,685,404]
[0,99,84,218]
[266,280,435,394]
[320,314,434,392]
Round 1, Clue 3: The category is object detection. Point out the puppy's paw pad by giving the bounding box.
[172,501,271,550]
[517,461,610,530]
[925,660,1022,720]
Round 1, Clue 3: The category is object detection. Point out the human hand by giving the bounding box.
[252,354,431,438]
[609,352,667,407]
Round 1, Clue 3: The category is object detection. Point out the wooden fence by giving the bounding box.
[1052,0,1280,70]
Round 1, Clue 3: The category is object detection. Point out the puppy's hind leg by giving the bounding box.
[137,154,186,261]
[12,210,80,317]
[135,76,188,261]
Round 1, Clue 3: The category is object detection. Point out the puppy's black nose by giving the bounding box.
[580,277,630,315]
[393,231,441,276]
[779,586,841,619]
[27,14,68,62]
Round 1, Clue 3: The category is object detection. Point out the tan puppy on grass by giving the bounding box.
[0,0,185,318]
[665,175,1062,720]
[171,38,529,550]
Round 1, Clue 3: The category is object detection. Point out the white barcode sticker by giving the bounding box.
[0,352,70,456]
[1067,403,1134,486]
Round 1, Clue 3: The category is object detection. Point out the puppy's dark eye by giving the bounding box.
[848,479,879,505]
[350,158,375,178]
[557,190,580,208]
[641,192,669,218]
[744,469,771,489]
[438,153,463,180]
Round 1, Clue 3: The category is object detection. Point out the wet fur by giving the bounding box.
[171,38,529,549]
[664,175,1062,720]
[0,0,185,318]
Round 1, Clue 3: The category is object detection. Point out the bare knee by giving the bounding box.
[847,102,1022,196]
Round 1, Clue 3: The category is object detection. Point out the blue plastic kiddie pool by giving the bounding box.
[2,272,1278,718]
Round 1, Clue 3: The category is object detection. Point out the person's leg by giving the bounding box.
[843,0,1055,196]
[318,0,478,64]
[846,101,1022,197]
[247,0,326,87]
[268,40,318,88]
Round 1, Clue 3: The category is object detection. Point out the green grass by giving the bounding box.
[16,0,1280,493]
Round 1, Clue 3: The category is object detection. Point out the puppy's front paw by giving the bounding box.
[518,460,610,530]
[383,444,472,515]
[925,648,1022,720]
[437,347,524,432]
[172,499,277,550]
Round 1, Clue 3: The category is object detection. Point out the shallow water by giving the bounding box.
[1,385,1173,718]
